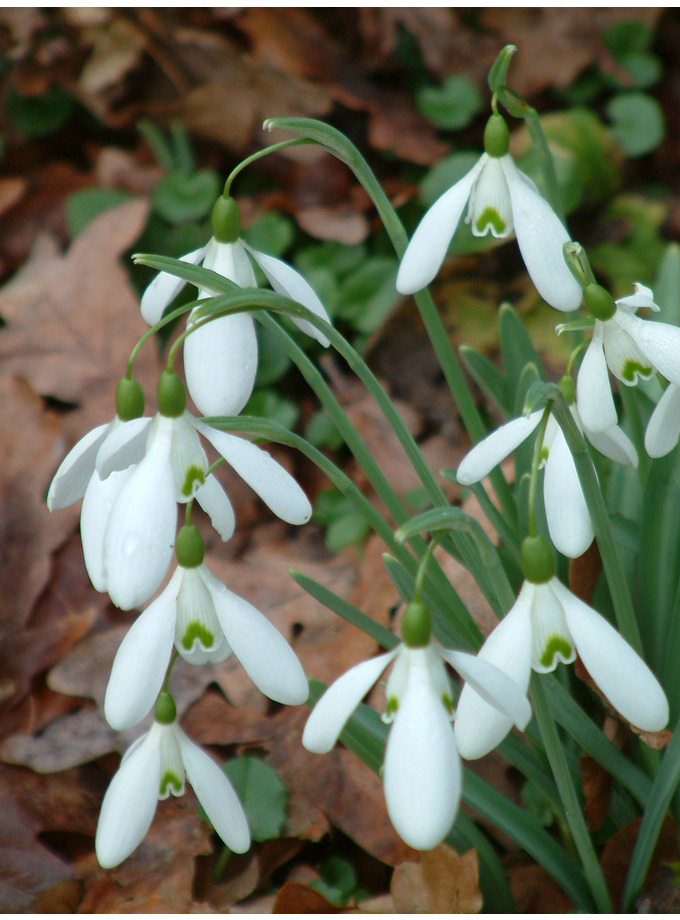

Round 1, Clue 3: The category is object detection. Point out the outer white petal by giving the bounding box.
[440,648,531,729]
[383,666,461,850]
[603,313,654,384]
[95,417,152,480]
[454,588,533,759]
[184,307,258,417]
[47,423,110,510]
[194,419,311,524]
[204,238,257,289]
[176,727,250,853]
[81,467,134,593]
[104,423,177,610]
[645,383,680,458]
[104,570,183,730]
[554,579,669,731]
[194,474,236,540]
[201,565,309,705]
[95,729,161,868]
[586,423,638,467]
[302,649,398,754]
[543,429,593,558]
[501,157,583,312]
[140,246,207,325]
[244,243,332,346]
[617,283,658,312]
[456,411,543,485]
[622,313,680,386]
[576,326,618,433]
[396,159,484,295]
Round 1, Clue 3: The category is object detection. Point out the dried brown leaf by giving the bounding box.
[600,814,678,909]
[391,846,482,913]
[273,880,343,913]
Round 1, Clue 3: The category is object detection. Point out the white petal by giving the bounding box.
[617,283,658,312]
[383,670,461,850]
[176,727,250,853]
[576,327,618,433]
[194,420,311,524]
[140,246,207,325]
[104,423,177,610]
[645,384,680,458]
[467,156,513,238]
[96,417,152,480]
[201,565,309,705]
[554,579,669,731]
[456,411,542,485]
[396,159,484,294]
[194,474,236,540]
[622,313,680,385]
[502,157,583,312]
[603,312,654,384]
[104,571,182,730]
[95,729,161,868]
[244,243,332,347]
[302,649,398,754]
[440,648,531,730]
[47,423,110,510]
[543,429,593,558]
[204,238,257,289]
[586,423,638,467]
[454,589,533,759]
[81,467,134,593]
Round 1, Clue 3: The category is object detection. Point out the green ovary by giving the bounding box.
[540,636,573,669]
[182,621,214,651]
[181,465,205,497]
[474,207,506,236]
[160,770,183,797]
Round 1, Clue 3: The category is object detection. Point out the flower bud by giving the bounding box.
[558,374,575,405]
[483,113,510,158]
[157,370,186,417]
[154,691,177,724]
[401,601,431,648]
[211,196,241,244]
[175,524,204,568]
[521,535,555,584]
[584,283,616,321]
[115,376,145,421]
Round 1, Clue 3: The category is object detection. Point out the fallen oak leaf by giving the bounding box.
[391,845,483,914]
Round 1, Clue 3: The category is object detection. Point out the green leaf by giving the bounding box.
[242,389,299,430]
[309,857,358,906]
[325,512,370,552]
[606,92,665,158]
[254,325,292,387]
[152,169,220,224]
[65,188,134,238]
[221,757,288,843]
[416,74,483,130]
[498,303,544,410]
[652,243,680,327]
[459,344,512,417]
[5,85,75,137]
[242,211,295,257]
[420,152,480,207]
[590,195,667,291]
[336,257,400,333]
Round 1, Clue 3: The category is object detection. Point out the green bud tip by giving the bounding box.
[584,283,616,322]
[521,535,555,584]
[175,523,204,568]
[157,370,186,417]
[115,376,145,421]
[401,601,431,648]
[558,374,575,405]
[484,113,510,158]
[155,691,177,724]
[211,196,241,244]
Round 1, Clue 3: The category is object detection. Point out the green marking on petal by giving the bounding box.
[540,636,574,670]
[540,445,550,464]
[385,696,399,720]
[621,359,652,383]
[182,621,214,651]
[181,465,205,497]
[474,207,506,236]
[442,692,454,716]
[160,769,183,797]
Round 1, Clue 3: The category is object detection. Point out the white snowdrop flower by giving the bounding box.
[303,601,531,851]
[140,196,331,418]
[95,695,250,869]
[105,523,309,730]
[396,114,583,312]
[575,282,680,433]
[645,383,680,458]
[454,538,669,760]
[456,391,637,559]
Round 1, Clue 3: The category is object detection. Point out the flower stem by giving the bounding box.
[223,138,312,195]
[527,402,553,538]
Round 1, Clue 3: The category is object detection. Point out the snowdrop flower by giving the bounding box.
[454,536,669,760]
[105,523,309,730]
[95,693,250,868]
[396,114,583,312]
[575,283,680,433]
[303,601,531,850]
[141,195,331,418]
[90,371,312,611]
[456,385,637,558]
[645,382,680,458]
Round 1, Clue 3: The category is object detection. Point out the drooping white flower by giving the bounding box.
[575,283,680,433]
[95,716,250,868]
[454,576,669,760]
[303,638,531,850]
[140,202,331,417]
[645,383,680,458]
[105,554,309,730]
[396,115,582,312]
[456,402,637,559]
